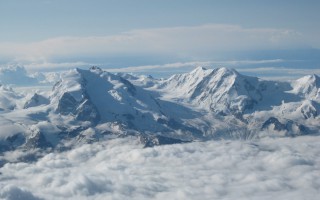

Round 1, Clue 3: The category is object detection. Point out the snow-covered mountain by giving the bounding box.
[291,74,320,100]
[0,66,319,161]
[159,67,264,114]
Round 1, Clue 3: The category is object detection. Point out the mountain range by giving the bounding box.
[0,66,319,161]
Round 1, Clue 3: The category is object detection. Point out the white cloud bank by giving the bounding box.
[0,136,319,200]
[0,24,306,69]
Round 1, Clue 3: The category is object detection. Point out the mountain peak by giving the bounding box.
[296,74,320,85]
[310,74,320,85]
[215,67,238,76]
[191,66,207,72]
[89,66,103,73]
[293,74,320,99]
[189,67,239,81]
[190,67,238,75]
[190,66,211,77]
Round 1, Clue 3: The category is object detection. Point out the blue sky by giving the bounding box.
[0,0,319,78]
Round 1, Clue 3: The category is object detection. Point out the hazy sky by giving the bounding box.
[0,0,319,77]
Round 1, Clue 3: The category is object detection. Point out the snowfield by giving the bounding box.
[0,135,319,200]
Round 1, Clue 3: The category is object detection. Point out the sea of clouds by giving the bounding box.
[0,136,319,200]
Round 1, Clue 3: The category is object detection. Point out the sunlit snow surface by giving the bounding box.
[0,136,319,200]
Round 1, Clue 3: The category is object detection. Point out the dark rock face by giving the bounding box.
[301,108,317,119]
[0,133,25,152]
[156,118,203,137]
[139,134,188,147]
[300,102,319,119]
[120,77,136,96]
[57,93,77,115]
[297,124,310,135]
[75,98,100,123]
[57,92,100,124]
[261,117,313,135]
[58,126,86,139]
[7,133,25,148]
[230,97,258,115]
[25,129,52,149]
[23,93,49,109]
[0,133,26,154]
[262,117,286,131]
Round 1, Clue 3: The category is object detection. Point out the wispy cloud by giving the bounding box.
[105,59,285,73]
[237,67,320,74]
[237,67,320,80]
[0,24,306,69]
[24,61,92,70]
[14,58,317,80]
[104,59,319,79]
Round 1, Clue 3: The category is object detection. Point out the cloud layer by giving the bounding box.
[105,59,320,79]
[0,136,319,200]
[0,24,306,69]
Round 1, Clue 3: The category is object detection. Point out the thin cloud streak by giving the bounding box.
[237,67,320,75]
[19,59,318,80]
[105,60,319,80]
[24,61,92,70]
[105,59,285,73]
